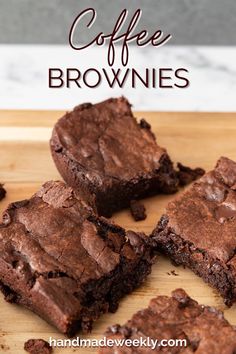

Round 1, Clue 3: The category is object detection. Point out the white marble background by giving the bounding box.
[0,45,235,111]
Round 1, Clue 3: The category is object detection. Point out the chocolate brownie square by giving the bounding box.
[99,289,236,354]
[153,157,236,306]
[50,97,178,217]
[0,181,155,336]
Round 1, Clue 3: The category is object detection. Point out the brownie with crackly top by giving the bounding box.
[50,97,178,217]
[99,289,236,354]
[0,181,155,336]
[24,339,52,354]
[153,157,236,306]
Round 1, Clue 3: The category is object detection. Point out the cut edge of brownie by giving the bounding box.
[51,141,178,218]
[152,215,236,306]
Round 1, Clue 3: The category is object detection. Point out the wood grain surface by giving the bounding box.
[0,110,236,353]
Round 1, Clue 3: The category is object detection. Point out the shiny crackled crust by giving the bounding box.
[153,157,236,306]
[99,289,236,354]
[0,181,155,336]
[50,97,178,216]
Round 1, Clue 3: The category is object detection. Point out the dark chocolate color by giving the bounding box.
[0,184,6,201]
[153,157,236,306]
[177,163,205,186]
[24,339,52,354]
[0,181,155,336]
[130,200,146,221]
[99,289,236,354]
[50,97,178,217]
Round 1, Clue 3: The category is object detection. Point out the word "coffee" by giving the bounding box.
[69,8,172,66]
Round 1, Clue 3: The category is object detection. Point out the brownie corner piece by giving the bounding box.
[50,97,178,216]
[99,288,236,354]
[0,181,155,336]
[152,156,236,306]
[176,162,205,186]
[130,200,146,221]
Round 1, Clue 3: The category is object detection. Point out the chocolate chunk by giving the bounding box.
[177,162,205,186]
[130,200,146,221]
[24,339,52,354]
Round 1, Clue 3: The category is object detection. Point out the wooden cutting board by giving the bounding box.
[0,110,236,353]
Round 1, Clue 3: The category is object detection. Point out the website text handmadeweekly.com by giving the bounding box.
[49,337,187,349]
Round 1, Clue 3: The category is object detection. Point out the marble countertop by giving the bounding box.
[0,44,235,111]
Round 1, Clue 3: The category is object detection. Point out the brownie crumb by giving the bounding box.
[130,200,146,221]
[167,270,179,276]
[24,339,52,354]
[0,184,6,201]
[0,343,10,351]
[177,163,205,186]
[0,181,155,335]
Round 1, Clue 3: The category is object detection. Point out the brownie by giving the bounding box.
[0,181,155,336]
[50,97,178,217]
[0,183,6,201]
[130,200,146,221]
[153,157,236,306]
[24,339,52,354]
[99,289,236,354]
